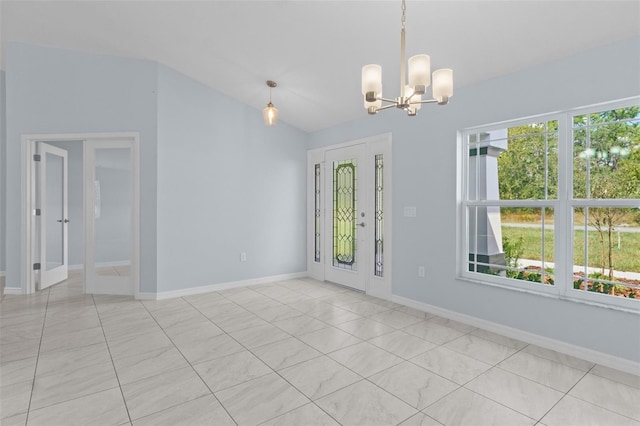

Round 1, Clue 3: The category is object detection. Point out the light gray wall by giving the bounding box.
[308,36,640,363]
[3,42,158,292]
[156,65,307,292]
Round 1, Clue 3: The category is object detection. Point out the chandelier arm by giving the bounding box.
[378,96,399,104]
[411,99,439,105]
[405,90,417,102]
[376,104,399,112]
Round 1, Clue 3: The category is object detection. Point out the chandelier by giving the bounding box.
[361,0,453,116]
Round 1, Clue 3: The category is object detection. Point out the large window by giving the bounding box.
[460,99,640,310]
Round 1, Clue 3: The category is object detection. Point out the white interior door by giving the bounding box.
[324,144,368,291]
[39,143,69,289]
[84,139,135,296]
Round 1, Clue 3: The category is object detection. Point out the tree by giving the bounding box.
[573,106,640,282]
[498,121,558,202]
[497,108,639,285]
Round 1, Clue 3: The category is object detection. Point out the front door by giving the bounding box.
[308,134,392,298]
[38,143,69,289]
[324,144,368,291]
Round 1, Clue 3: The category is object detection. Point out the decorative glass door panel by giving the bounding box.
[333,160,357,269]
[374,154,384,277]
[314,163,321,263]
[324,144,367,291]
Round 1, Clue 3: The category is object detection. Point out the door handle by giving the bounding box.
[57,219,70,223]
[357,222,366,227]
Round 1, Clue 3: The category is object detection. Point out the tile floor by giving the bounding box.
[1,273,639,426]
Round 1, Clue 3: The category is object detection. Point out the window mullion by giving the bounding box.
[555,113,571,298]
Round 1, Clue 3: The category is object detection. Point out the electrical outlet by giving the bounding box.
[418,266,425,277]
[240,252,247,262]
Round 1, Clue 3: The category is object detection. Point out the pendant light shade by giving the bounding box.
[263,102,279,126]
[408,54,431,89]
[432,69,453,103]
[263,80,279,126]
[361,64,382,97]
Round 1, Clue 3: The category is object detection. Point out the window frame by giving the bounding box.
[458,97,640,312]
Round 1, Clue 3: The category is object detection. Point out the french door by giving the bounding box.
[38,143,69,289]
[84,139,135,295]
[308,134,392,298]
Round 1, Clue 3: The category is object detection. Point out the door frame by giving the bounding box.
[21,132,140,298]
[307,132,393,299]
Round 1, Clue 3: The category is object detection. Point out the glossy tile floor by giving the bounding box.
[1,273,639,426]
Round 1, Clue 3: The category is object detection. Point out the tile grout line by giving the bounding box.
[404,333,541,422]
[24,287,51,425]
[558,364,640,423]
[92,294,134,425]
[531,364,595,425]
[222,287,355,426]
[139,296,240,426]
[214,285,445,424]
[184,286,367,425]
[488,344,638,422]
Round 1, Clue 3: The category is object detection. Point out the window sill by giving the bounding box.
[457,274,640,315]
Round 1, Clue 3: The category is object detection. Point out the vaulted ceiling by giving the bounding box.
[2,1,639,132]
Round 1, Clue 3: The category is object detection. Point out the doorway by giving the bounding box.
[307,133,392,299]
[22,133,140,297]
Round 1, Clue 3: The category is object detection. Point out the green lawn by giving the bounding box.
[501,226,640,273]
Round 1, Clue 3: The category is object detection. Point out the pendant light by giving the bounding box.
[263,80,279,126]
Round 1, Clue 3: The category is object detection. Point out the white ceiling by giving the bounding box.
[1,1,639,132]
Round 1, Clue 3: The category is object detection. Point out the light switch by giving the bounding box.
[404,206,417,217]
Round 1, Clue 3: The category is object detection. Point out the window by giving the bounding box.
[460,99,640,310]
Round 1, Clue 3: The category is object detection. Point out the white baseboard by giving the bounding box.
[4,287,23,295]
[138,272,308,301]
[393,295,640,376]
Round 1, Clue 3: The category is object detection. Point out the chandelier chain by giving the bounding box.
[401,0,406,30]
